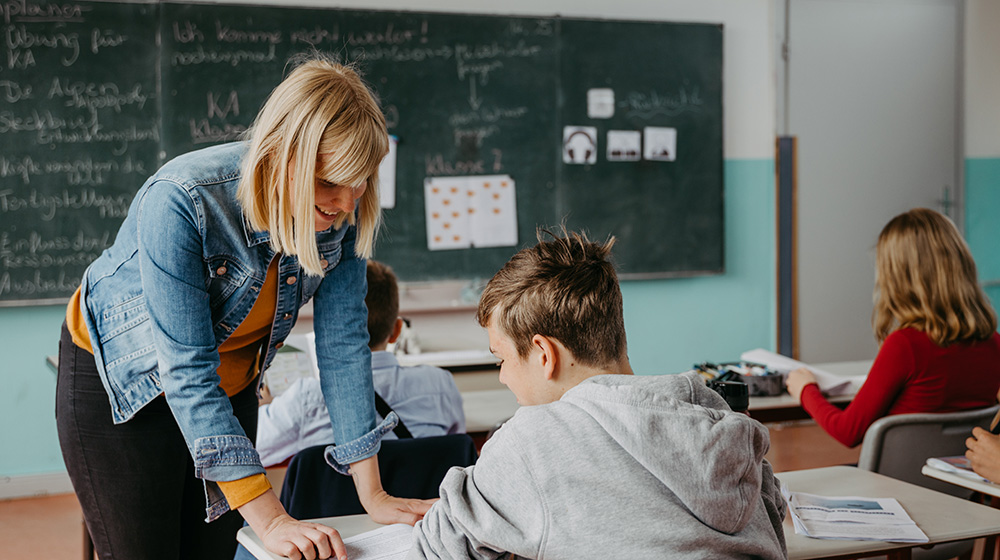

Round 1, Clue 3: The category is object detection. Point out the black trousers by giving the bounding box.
[56,322,259,560]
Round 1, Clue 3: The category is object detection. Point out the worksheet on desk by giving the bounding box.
[343,524,412,559]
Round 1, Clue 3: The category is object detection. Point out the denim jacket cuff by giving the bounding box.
[324,413,397,475]
[193,435,265,522]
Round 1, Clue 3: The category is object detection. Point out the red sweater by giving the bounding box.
[801,328,1000,448]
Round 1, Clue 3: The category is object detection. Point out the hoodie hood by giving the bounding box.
[559,372,771,534]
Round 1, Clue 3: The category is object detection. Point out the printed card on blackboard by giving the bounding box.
[424,176,517,251]
[607,131,642,162]
[379,136,398,209]
[469,175,517,248]
[424,178,471,250]
[643,127,677,162]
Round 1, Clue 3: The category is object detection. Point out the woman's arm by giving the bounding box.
[311,226,433,523]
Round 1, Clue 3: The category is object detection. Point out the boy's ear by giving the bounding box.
[387,317,404,344]
[532,334,559,381]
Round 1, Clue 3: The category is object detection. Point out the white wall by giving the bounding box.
[965,0,1000,157]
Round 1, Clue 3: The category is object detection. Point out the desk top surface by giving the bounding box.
[780,465,1000,559]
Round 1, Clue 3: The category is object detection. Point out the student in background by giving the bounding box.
[56,57,429,560]
[409,229,787,560]
[256,260,465,467]
[787,208,1000,448]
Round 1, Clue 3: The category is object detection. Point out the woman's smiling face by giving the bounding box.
[313,178,366,231]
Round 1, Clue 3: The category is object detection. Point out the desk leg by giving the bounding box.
[982,535,999,560]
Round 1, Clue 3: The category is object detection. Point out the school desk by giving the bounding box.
[922,464,1000,499]
[780,465,1000,560]
[237,465,1000,560]
[748,359,868,424]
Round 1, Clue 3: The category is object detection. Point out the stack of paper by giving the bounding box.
[926,456,991,483]
[740,349,861,396]
[782,486,928,543]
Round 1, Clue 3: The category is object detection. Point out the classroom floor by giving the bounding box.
[0,422,858,560]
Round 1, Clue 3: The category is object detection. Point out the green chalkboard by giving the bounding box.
[0,2,723,305]
[0,1,160,305]
[559,20,724,277]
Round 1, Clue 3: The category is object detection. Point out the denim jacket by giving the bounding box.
[78,142,394,521]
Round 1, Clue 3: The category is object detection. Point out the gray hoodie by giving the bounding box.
[409,372,787,559]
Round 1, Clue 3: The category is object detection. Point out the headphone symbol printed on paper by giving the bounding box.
[563,127,598,165]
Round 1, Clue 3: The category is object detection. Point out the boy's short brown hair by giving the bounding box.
[366,260,399,348]
[477,228,627,367]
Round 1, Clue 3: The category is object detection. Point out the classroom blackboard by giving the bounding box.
[0,2,723,305]
[0,1,160,305]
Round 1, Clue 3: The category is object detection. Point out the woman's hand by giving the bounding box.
[785,367,818,401]
[966,427,1000,483]
[350,455,436,525]
[240,489,346,560]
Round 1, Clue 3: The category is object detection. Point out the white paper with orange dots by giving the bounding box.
[424,175,517,251]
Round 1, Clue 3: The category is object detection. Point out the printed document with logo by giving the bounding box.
[781,486,928,543]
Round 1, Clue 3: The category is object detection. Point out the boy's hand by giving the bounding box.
[350,454,436,525]
[967,427,1000,483]
[785,367,817,401]
[362,490,436,525]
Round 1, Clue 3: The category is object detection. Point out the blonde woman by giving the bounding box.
[786,208,1000,448]
[56,57,430,560]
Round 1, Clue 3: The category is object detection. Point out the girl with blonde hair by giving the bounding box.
[56,56,429,560]
[787,208,1000,447]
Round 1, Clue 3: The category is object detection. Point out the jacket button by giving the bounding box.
[320,259,329,268]
[216,266,227,275]
[275,342,284,349]
[286,276,297,285]
[283,313,292,320]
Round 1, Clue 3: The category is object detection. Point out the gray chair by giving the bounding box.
[857,405,999,560]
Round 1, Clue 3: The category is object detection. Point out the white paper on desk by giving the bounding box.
[740,349,856,396]
[343,523,412,559]
[782,486,928,543]
[926,456,992,483]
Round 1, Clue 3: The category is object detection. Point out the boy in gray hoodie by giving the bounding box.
[409,229,787,560]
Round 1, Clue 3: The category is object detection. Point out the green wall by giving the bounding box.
[966,157,1000,306]
[0,304,67,476]
[624,159,776,375]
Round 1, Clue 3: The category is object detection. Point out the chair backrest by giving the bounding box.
[857,405,999,498]
[279,434,478,519]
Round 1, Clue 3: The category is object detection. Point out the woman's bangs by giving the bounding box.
[318,126,387,189]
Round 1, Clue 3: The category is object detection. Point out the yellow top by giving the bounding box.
[65,257,283,509]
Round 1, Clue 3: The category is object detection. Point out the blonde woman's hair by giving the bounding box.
[873,208,997,346]
[477,228,627,368]
[238,55,387,276]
